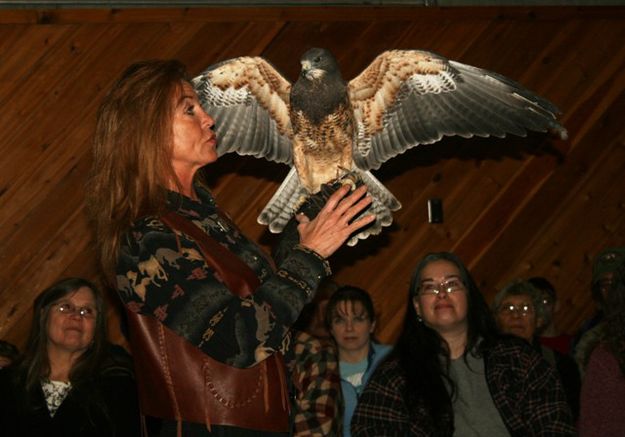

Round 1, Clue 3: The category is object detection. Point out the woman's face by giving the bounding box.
[413,259,469,335]
[171,81,217,182]
[496,294,538,342]
[330,300,375,358]
[46,287,98,356]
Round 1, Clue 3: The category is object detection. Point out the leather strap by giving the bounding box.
[161,210,259,298]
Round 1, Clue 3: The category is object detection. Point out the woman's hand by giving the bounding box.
[297,184,375,258]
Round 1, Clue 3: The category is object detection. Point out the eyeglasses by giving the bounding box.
[498,304,534,317]
[53,302,97,319]
[418,278,465,296]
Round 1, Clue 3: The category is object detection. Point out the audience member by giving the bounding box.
[351,252,575,436]
[0,277,140,437]
[574,247,625,375]
[493,279,581,420]
[0,339,19,368]
[528,276,573,355]
[325,286,391,437]
[287,279,343,436]
[578,259,625,436]
[87,59,374,436]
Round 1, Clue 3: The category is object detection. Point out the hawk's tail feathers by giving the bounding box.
[257,168,307,233]
[257,168,402,245]
[347,170,402,246]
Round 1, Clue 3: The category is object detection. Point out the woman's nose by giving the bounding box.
[205,113,215,130]
[436,290,449,300]
[199,107,214,130]
[68,311,83,321]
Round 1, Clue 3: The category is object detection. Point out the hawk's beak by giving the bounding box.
[301,60,312,78]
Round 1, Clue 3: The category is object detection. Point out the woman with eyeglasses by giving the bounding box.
[351,252,576,436]
[0,277,140,436]
[493,279,581,421]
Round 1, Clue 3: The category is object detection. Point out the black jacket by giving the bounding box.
[0,353,140,437]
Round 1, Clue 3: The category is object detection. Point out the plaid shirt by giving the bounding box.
[287,331,343,436]
[116,185,331,368]
[352,337,576,436]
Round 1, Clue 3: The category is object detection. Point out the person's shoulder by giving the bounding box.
[371,343,393,362]
[0,366,26,398]
[369,354,403,383]
[372,342,392,353]
[486,335,541,364]
[0,365,23,380]
[587,342,618,369]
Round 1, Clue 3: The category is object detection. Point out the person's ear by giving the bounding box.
[370,319,376,334]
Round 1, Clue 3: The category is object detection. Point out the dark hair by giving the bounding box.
[396,252,498,430]
[0,340,19,364]
[324,285,376,332]
[16,277,108,393]
[528,276,556,300]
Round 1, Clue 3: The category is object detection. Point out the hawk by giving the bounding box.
[193,48,567,245]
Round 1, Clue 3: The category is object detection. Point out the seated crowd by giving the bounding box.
[1,247,623,436]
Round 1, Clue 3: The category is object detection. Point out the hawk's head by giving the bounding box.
[300,48,341,81]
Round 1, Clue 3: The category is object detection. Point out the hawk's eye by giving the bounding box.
[314,56,321,63]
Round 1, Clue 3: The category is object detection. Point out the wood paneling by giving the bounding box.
[0,6,624,349]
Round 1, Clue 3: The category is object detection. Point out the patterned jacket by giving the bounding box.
[116,184,331,368]
[287,331,343,436]
[351,337,576,436]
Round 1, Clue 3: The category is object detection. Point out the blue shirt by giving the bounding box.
[340,342,392,437]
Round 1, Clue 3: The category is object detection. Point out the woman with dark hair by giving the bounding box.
[0,277,139,436]
[325,286,391,437]
[351,252,575,436]
[86,60,374,436]
[579,260,625,436]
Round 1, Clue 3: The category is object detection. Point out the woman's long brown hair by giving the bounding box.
[86,60,189,281]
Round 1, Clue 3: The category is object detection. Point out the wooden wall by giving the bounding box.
[1,6,624,349]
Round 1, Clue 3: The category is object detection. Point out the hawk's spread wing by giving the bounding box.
[193,56,294,165]
[348,50,567,171]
